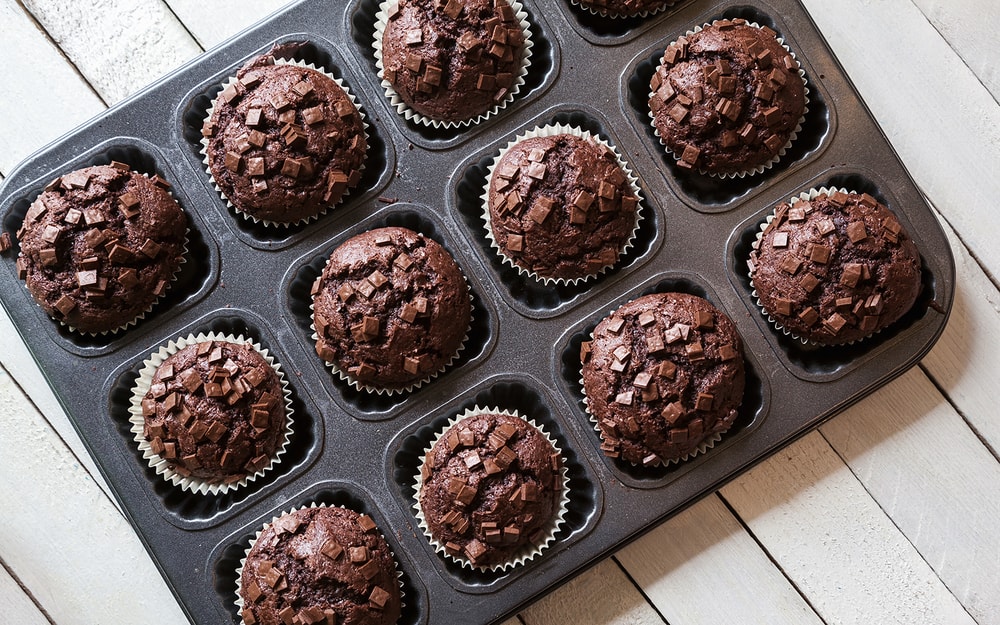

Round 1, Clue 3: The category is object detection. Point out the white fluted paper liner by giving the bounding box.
[309,243,473,396]
[647,20,810,179]
[234,502,405,625]
[29,169,190,336]
[373,0,533,128]
[128,331,294,495]
[569,0,678,20]
[749,186,878,346]
[580,301,723,467]
[481,122,644,286]
[413,406,570,571]
[200,58,369,227]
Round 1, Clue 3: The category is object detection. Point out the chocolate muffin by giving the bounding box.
[378,0,529,125]
[311,227,471,392]
[418,410,564,568]
[15,162,187,334]
[486,130,640,282]
[749,189,922,345]
[137,337,287,489]
[574,0,678,18]
[239,506,401,625]
[582,292,745,466]
[203,53,367,224]
[648,19,806,175]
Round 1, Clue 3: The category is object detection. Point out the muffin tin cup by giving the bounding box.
[569,0,679,20]
[412,406,571,572]
[308,271,475,397]
[480,122,644,286]
[128,331,295,496]
[749,185,906,347]
[233,502,405,625]
[200,58,369,228]
[372,0,534,129]
[647,19,810,179]
[579,295,735,467]
[21,168,191,337]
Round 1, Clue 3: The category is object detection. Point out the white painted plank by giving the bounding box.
[20,0,202,104]
[165,0,290,49]
[920,204,1000,452]
[518,559,664,625]
[821,366,1000,624]
[0,0,104,175]
[799,0,1000,281]
[0,308,112,499]
[0,565,49,625]
[0,367,187,625]
[617,495,822,625]
[911,0,1000,99]
[721,430,976,625]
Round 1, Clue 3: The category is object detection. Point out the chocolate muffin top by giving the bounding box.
[203,53,367,224]
[582,292,745,466]
[311,227,471,391]
[15,163,187,334]
[419,411,563,568]
[140,339,286,485]
[487,132,639,281]
[239,506,401,625]
[749,190,922,345]
[575,0,678,18]
[648,19,806,175]
[380,0,527,124]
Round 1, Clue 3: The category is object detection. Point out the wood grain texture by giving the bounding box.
[911,0,1000,99]
[617,495,823,625]
[20,0,201,103]
[0,367,187,625]
[721,430,977,625]
[920,206,1000,452]
[0,0,104,175]
[165,0,290,48]
[799,0,1000,281]
[518,559,665,625]
[0,565,49,625]
[821,366,1000,624]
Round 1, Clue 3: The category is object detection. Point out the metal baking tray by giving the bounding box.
[0,0,955,623]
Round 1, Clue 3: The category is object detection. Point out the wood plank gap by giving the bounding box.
[920,189,1000,292]
[0,557,56,625]
[0,362,123,516]
[905,0,1000,108]
[814,420,988,625]
[160,0,205,54]
[712,492,832,625]
[12,0,108,107]
[917,361,1000,463]
[608,556,671,625]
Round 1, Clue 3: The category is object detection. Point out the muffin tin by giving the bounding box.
[0,0,954,623]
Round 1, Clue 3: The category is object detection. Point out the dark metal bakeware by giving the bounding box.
[0,0,955,623]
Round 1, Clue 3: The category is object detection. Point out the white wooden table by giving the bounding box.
[2,1,998,624]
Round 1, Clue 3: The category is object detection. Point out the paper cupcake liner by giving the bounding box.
[234,502,405,625]
[128,331,294,495]
[569,0,678,20]
[413,406,570,572]
[749,186,881,347]
[579,301,723,467]
[200,58,369,227]
[28,170,190,336]
[309,259,473,396]
[647,20,810,179]
[481,122,644,286]
[372,0,533,128]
